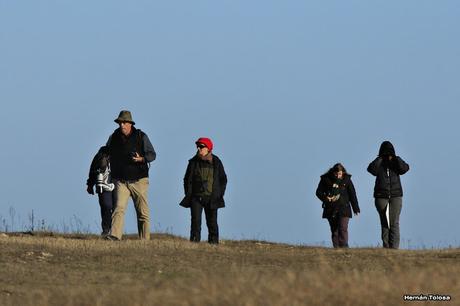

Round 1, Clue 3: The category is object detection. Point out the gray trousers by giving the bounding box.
[375,197,402,249]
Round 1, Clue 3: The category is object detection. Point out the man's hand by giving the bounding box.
[132,152,144,163]
[86,185,94,195]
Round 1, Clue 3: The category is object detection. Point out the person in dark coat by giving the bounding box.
[316,163,360,248]
[180,137,227,244]
[368,141,409,249]
[86,146,115,236]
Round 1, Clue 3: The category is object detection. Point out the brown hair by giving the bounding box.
[325,163,348,176]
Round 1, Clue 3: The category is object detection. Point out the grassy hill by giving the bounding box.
[0,232,458,306]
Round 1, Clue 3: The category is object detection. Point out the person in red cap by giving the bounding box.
[180,137,227,244]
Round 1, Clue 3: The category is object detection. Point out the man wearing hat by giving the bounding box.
[106,110,156,240]
[180,137,228,244]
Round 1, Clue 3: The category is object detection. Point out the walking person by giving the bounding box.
[368,141,409,249]
[180,137,227,244]
[316,163,360,248]
[86,146,115,236]
[106,110,156,240]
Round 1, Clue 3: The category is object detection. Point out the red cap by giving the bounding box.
[195,137,213,151]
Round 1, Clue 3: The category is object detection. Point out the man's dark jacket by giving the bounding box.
[367,141,409,198]
[316,174,360,219]
[107,127,156,181]
[180,154,228,209]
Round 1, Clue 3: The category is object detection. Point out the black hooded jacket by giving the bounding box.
[367,141,409,198]
[180,154,228,209]
[316,173,360,219]
[86,146,110,187]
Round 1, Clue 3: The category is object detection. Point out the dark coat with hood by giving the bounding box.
[367,141,409,198]
[180,154,228,209]
[86,146,110,187]
[316,173,360,219]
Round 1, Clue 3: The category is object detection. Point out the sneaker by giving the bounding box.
[105,235,120,241]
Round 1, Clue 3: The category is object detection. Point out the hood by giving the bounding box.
[379,141,395,157]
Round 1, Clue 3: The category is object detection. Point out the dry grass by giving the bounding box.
[0,232,458,306]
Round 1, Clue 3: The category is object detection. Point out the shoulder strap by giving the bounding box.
[136,129,143,154]
[136,129,150,169]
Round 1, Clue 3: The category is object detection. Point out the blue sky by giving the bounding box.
[1,1,459,248]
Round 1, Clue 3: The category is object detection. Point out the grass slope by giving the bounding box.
[0,232,459,306]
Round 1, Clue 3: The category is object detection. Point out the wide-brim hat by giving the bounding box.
[114,110,135,125]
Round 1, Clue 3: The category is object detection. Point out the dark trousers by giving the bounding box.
[190,197,219,244]
[98,191,114,235]
[375,197,402,249]
[327,216,350,248]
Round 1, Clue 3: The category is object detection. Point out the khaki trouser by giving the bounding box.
[110,178,150,240]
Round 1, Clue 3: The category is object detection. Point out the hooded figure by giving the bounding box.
[368,141,409,249]
[86,146,115,236]
[379,140,395,155]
